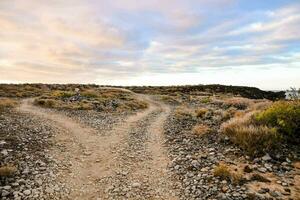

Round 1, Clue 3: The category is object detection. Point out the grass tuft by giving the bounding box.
[0,165,17,177]
[192,124,210,136]
[213,163,243,184]
[221,112,281,156]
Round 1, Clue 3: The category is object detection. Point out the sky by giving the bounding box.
[0,0,299,90]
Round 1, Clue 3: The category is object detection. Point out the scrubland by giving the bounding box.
[0,84,299,199]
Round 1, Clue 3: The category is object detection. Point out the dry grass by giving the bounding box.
[174,106,194,119]
[0,98,18,110]
[33,88,149,112]
[0,165,17,177]
[159,95,180,104]
[223,97,252,110]
[195,108,208,118]
[221,112,280,156]
[213,163,243,184]
[192,124,210,136]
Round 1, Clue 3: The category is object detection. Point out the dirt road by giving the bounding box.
[18,94,177,200]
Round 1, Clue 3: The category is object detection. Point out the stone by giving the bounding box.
[262,154,272,161]
[258,188,269,194]
[132,182,141,188]
[2,190,10,197]
[1,149,8,156]
[3,185,12,190]
[23,190,31,196]
[258,167,267,173]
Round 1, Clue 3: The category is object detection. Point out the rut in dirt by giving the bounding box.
[18,95,177,200]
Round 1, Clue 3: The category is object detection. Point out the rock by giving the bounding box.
[258,167,267,173]
[3,185,12,190]
[2,190,10,197]
[1,149,8,156]
[132,182,141,188]
[45,187,54,194]
[269,190,280,197]
[23,189,31,196]
[262,154,272,161]
[258,188,269,194]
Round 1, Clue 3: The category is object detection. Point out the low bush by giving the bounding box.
[174,106,194,119]
[221,112,281,156]
[34,99,56,108]
[255,101,300,141]
[195,108,208,118]
[223,97,251,110]
[200,96,211,104]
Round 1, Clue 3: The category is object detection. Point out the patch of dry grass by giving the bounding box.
[174,106,194,119]
[213,163,243,184]
[221,112,281,156]
[195,108,208,118]
[0,98,18,110]
[223,97,252,110]
[192,124,210,136]
[0,165,17,177]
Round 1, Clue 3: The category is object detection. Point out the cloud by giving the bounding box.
[0,0,299,89]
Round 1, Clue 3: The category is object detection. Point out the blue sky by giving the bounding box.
[0,0,299,90]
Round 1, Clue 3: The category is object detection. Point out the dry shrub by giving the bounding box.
[224,97,252,110]
[250,101,272,111]
[34,99,56,108]
[195,108,208,118]
[0,165,17,177]
[193,124,210,136]
[0,98,18,110]
[81,90,99,98]
[221,112,281,156]
[213,163,243,184]
[159,95,179,104]
[174,106,194,119]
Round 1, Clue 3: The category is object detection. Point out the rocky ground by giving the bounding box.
[0,91,299,200]
[164,99,300,200]
[0,109,68,199]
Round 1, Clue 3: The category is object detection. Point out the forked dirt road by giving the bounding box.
[18,93,177,200]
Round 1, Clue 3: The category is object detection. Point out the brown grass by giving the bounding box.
[0,98,18,110]
[213,163,243,184]
[192,124,210,136]
[0,165,17,177]
[195,108,208,118]
[221,112,280,156]
[223,97,252,110]
[174,106,194,118]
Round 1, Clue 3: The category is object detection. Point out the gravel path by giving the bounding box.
[17,95,178,199]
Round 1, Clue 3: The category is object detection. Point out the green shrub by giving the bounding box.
[200,96,211,104]
[255,101,300,139]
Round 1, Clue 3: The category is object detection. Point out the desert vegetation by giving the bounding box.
[0,84,298,199]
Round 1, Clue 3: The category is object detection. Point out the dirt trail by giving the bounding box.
[18,94,177,199]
